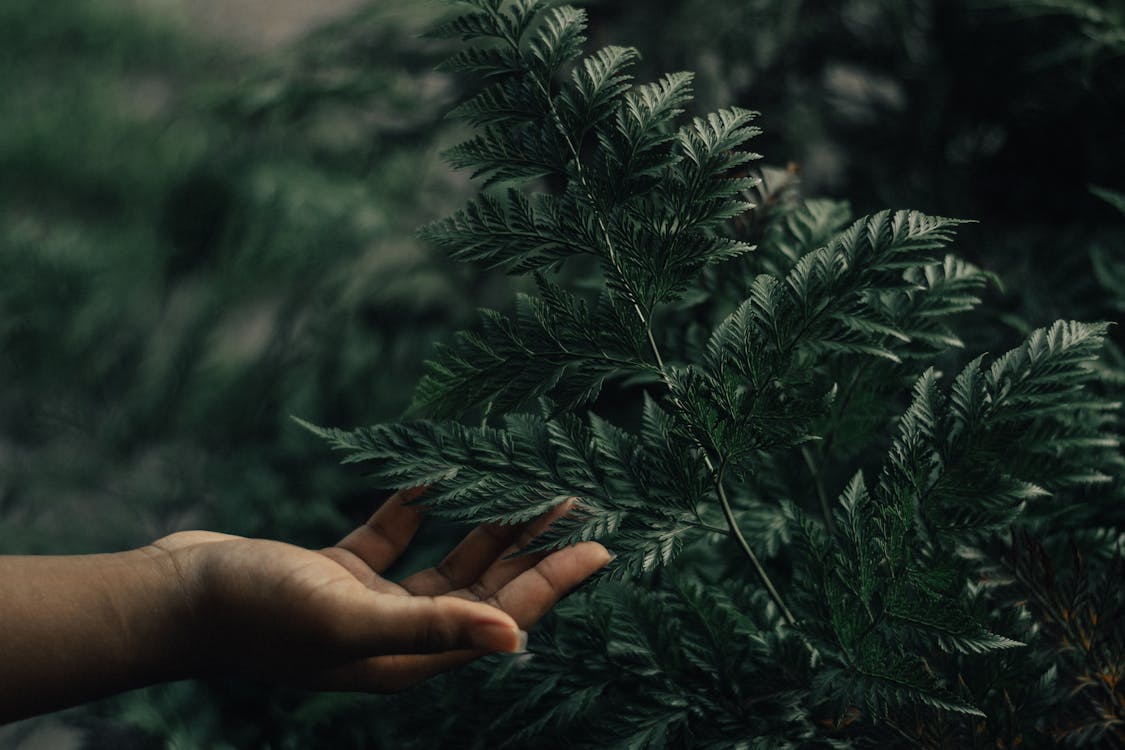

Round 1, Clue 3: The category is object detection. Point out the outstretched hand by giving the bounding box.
[151,489,609,692]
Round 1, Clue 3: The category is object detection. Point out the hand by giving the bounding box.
[152,489,609,692]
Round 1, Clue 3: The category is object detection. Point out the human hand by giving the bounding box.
[151,489,609,692]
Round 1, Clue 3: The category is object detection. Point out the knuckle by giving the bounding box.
[514,528,538,549]
[480,523,511,544]
[420,598,454,651]
[434,558,461,588]
[467,579,492,601]
[533,560,567,598]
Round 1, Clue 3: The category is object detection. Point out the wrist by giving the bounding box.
[131,542,211,681]
[0,545,211,722]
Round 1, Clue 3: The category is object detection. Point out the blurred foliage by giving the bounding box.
[1,3,506,743]
[0,0,1122,747]
[0,0,502,555]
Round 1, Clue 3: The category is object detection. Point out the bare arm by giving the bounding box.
[0,546,197,723]
[0,490,610,723]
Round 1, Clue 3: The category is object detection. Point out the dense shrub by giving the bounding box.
[1,0,1121,747]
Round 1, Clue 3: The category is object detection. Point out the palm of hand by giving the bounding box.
[154,491,607,692]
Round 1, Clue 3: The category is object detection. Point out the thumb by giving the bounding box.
[334,593,525,656]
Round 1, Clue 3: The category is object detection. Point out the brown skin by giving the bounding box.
[0,490,610,723]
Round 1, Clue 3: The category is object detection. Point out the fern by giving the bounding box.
[389,579,820,749]
[303,0,1122,744]
[790,321,1115,720]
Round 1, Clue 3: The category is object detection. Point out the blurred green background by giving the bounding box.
[1,0,1121,747]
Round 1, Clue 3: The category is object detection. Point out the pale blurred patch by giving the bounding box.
[125,0,369,49]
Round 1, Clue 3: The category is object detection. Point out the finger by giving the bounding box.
[330,591,524,656]
[452,499,578,601]
[314,544,608,692]
[335,486,427,574]
[312,649,491,693]
[476,542,611,627]
[351,543,611,685]
[318,547,409,596]
[398,522,520,596]
[401,498,574,596]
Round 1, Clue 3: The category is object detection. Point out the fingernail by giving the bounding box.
[515,629,529,653]
[476,621,521,652]
[605,549,618,564]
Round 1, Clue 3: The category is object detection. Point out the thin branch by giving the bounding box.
[802,445,836,535]
[513,50,799,627]
[472,8,800,627]
[714,465,798,626]
[683,520,734,536]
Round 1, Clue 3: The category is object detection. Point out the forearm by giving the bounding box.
[0,546,197,723]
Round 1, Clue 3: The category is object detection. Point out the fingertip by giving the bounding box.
[472,617,523,653]
[574,540,614,568]
[391,485,428,507]
[541,496,577,527]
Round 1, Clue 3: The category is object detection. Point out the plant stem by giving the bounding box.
[712,465,799,626]
[519,62,799,627]
[684,520,733,536]
[802,445,836,535]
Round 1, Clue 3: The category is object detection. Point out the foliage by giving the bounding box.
[302,1,1125,747]
[2,0,1122,748]
[0,0,502,746]
[0,0,473,552]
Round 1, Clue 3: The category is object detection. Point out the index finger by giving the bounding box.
[401,498,575,596]
[335,486,427,573]
[458,541,612,625]
[317,541,611,692]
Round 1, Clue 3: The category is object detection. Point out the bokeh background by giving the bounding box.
[1,0,1122,747]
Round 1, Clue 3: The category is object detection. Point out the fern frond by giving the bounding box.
[442,126,564,185]
[302,400,711,574]
[558,45,641,138]
[412,275,647,418]
[303,1,1123,742]
[605,71,696,180]
[418,189,590,271]
[526,5,587,79]
[791,320,1115,721]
